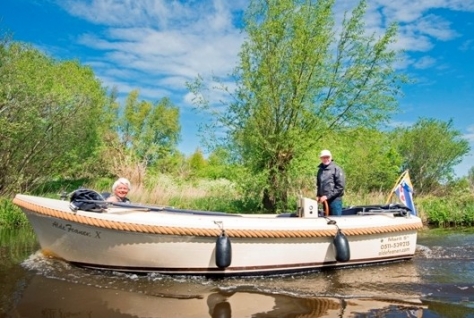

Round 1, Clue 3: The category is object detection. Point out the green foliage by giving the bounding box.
[187,147,239,180]
[2,172,474,229]
[417,195,474,227]
[285,128,404,198]
[334,129,403,192]
[415,178,474,226]
[0,37,106,195]
[99,90,182,181]
[30,178,90,195]
[0,227,37,270]
[467,166,474,187]
[203,148,233,179]
[0,198,29,228]
[187,148,208,177]
[393,118,470,194]
[88,177,116,193]
[170,195,260,214]
[188,0,406,211]
[229,166,270,211]
[154,152,187,176]
[167,184,262,214]
[120,91,181,166]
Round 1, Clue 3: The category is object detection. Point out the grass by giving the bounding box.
[2,174,474,228]
[0,197,29,229]
[92,176,260,214]
[416,194,474,227]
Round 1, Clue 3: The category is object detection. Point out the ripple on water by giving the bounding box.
[9,229,474,317]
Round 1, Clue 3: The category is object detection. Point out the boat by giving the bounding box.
[13,182,423,276]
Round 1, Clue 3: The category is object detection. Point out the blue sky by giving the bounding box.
[1,0,473,176]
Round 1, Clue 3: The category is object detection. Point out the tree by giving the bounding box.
[393,118,470,194]
[468,166,474,187]
[188,148,207,177]
[328,128,403,193]
[282,127,403,201]
[0,38,106,195]
[189,0,405,211]
[104,90,181,182]
[205,147,235,180]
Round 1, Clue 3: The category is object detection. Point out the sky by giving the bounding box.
[1,0,473,177]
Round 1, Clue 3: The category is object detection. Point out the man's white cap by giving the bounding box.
[319,149,332,158]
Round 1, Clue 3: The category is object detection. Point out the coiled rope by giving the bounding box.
[13,197,423,239]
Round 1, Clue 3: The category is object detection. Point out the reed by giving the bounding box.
[0,227,37,263]
[343,191,388,207]
[417,195,474,227]
[0,198,29,228]
[3,175,473,228]
[88,175,252,213]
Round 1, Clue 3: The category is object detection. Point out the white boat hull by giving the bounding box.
[14,194,423,276]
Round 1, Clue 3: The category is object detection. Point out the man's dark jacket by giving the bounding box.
[316,161,345,202]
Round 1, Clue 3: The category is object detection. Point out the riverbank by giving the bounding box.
[1,175,474,228]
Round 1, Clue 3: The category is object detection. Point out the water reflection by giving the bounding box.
[0,228,38,267]
[10,273,426,318]
[3,250,428,317]
[3,228,474,317]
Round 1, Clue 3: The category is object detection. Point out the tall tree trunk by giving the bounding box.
[262,151,292,212]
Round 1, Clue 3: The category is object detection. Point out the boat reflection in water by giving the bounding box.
[9,249,428,317]
[13,275,425,318]
[205,291,424,318]
[13,262,426,318]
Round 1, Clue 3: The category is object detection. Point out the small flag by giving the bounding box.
[392,170,417,215]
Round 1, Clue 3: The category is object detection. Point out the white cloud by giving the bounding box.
[413,56,437,69]
[460,39,474,51]
[465,125,474,142]
[60,0,473,97]
[329,0,470,79]
[53,0,474,158]
[416,14,459,40]
[453,124,474,177]
[64,0,246,107]
[387,120,413,128]
[61,0,189,28]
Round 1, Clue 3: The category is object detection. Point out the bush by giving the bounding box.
[4,173,474,228]
[0,198,29,228]
[417,195,474,227]
[31,178,91,195]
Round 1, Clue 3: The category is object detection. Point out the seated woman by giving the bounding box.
[106,178,131,203]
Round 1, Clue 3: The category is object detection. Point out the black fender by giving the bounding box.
[334,229,350,262]
[215,232,232,268]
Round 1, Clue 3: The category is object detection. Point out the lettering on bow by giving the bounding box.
[52,221,95,238]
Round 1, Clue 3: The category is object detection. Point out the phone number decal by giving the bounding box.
[380,241,410,250]
[378,235,412,256]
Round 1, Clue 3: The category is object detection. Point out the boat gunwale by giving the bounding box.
[13,195,424,239]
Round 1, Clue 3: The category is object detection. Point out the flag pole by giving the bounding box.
[386,170,408,204]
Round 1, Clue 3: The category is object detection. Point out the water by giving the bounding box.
[1,227,474,317]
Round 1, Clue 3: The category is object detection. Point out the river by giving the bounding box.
[1,227,473,317]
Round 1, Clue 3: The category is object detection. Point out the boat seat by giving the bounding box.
[343,204,410,217]
[101,192,111,200]
[277,212,299,218]
[342,206,382,215]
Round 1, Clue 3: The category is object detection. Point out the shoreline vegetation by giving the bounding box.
[2,2,474,232]
[1,175,473,229]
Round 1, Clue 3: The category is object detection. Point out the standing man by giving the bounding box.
[316,149,345,216]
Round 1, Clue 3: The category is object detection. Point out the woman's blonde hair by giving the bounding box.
[112,177,131,192]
